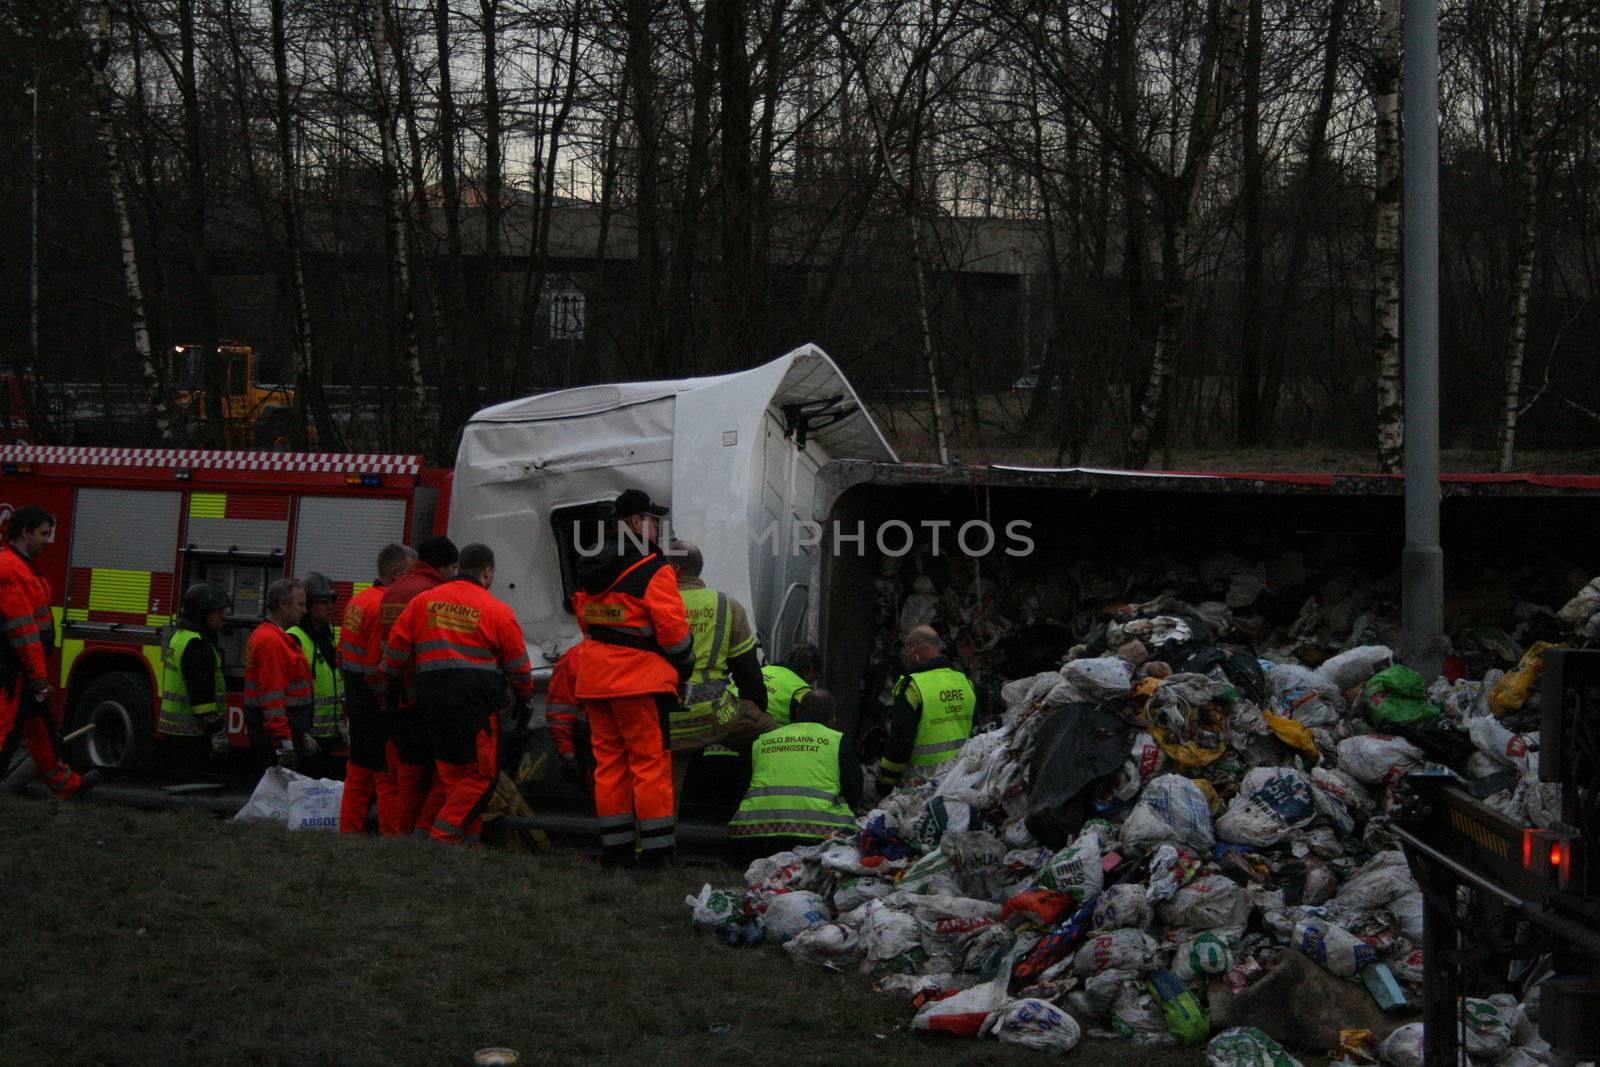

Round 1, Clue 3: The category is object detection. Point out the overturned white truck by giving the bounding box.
[447,344,898,678]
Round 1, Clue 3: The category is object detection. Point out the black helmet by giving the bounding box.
[301,572,337,604]
[181,581,230,621]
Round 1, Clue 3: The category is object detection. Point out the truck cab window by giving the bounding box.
[550,502,614,614]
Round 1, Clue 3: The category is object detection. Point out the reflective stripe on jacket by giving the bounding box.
[159,626,226,737]
[289,623,342,738]
[903,666,975,769]
[383,577,535,702]
[244,620,311,744]
[0,546,52,680]
[338,583,386,694]
[571,549,690,699]
[727,723,856,840]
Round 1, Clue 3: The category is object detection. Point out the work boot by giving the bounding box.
[62,769,101,799]
[635,844,676,870]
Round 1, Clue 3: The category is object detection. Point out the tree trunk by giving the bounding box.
[272,0,340,450]
[178,0,224,448]
[663,0,716,375]
[716,0,755,369]
[386,0,445,397]
[371,0,427,441]
[515,0,585,390]
[1126,0,1248,467]
[1260,0,1346,440]
[480,0,504,376]
[88,2,173,444]
[910,210,951,465]
[1373,0,1404,473]
[1237,0,1264,445]
[1499,0,1545,471]
[624,0,667,373]
[433,0,472,420]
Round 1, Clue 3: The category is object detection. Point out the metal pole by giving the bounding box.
[1401,0,1444,679]
[29,65,41,370]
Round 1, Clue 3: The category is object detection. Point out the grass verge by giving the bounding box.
[0,796,1207,1066]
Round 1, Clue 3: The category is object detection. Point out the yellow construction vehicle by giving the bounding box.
[170,343,298,448]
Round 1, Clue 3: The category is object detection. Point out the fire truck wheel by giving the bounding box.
[70,671,155,771]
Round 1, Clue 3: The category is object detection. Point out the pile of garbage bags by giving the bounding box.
[683,584,1589,1061]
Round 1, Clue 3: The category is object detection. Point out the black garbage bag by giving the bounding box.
[1024,701,1131,849]
[1170,642,1269,706]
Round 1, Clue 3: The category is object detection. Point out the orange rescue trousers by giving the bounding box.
[0,684,83,797]
[426,713,498,845]
[380,713,434,837]
[339,711,398,834]
[583,694,675,866]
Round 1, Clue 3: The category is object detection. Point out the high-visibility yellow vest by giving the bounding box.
[159,627,226,738]
[673,586,743,747]
[288,624,342,739]
[727,723,856,840]
[761,665,811,728]
[902,666,975,770]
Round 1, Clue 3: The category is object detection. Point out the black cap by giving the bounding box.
[614,489,668,519]
[417,536,459,569]
[301,572,337,603]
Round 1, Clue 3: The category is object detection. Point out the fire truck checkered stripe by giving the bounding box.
[0,446,422,475]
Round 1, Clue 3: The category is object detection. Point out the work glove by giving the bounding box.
[275,739,297,769]
[301,734,320,758]
[558,754,581,785]
[512,694,540,734]
[209,731,231,759]
[27,678,51,704]
[338,717,351,745]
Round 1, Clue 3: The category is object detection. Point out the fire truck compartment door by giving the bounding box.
[292,496,409,582]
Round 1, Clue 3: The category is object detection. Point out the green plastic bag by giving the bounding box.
[1360,665,1440,727]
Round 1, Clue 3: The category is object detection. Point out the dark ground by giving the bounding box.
[0,795,1206,1067]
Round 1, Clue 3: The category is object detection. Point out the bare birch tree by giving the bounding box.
[1373,0,1403,472]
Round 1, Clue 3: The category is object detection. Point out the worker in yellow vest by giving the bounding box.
[761,643,823,727]
[667,540,771,812]
[877,624,975,795]
[157,581,232,767]
[727,689,862,869]
[288,572,342,778]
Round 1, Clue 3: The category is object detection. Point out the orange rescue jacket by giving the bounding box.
[570,543,692,699]
[244,620,312,744]
[0,546,53,682]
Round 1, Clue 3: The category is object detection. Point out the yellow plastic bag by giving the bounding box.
[1489,641,1563,716]
[1263,710,1321,763]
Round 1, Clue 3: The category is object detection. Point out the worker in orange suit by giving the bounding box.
[336,542,415,833]
[547,643,591,793]
[370,536,458,835]
[383,543,535,845]
[242,578,313,769]
[0,505,97,798]
[571,489,694,868]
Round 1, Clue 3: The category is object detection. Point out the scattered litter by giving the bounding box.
[681,561,1594,1057]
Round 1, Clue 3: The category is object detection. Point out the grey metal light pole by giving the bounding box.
[1401,0,1444,677]
[29,66,41,369]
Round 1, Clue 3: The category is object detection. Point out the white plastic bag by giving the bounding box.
[761,890,833,943]
[1292,915,1379,977]
[1172,931,1235,985]
[1093,884,1154,931]
[912,978,1010,1036]
[1158,873,1251,931]
[784,921,861,966]
[1071,928,1161,976]
[285,775,343,832]
[1209,1026,1305,1067]
[1317,646,1394,692]
[1267,661,1346,708]
[986,998,1083,1052]
[1468,715,1537,771]
[1122,774,1216,852]
[235,766,303,825]
[1063,656,1134,700]
[685,884,746,929]
[1336,734,1425,785]
[1379,1022,1426,1067]
[744,850,807,889]
[1035,829,1104,903]
[1216,768,1317,847]
[859,901,926,974]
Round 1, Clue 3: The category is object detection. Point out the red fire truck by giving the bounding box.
[0,445,449,770]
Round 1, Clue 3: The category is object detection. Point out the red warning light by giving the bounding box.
[1525,831,1535,869]
[1552,843,1565,868]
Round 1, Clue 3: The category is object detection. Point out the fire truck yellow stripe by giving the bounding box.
[59,638,84,687]
[189,492,227,518]
[88,568,153,615]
